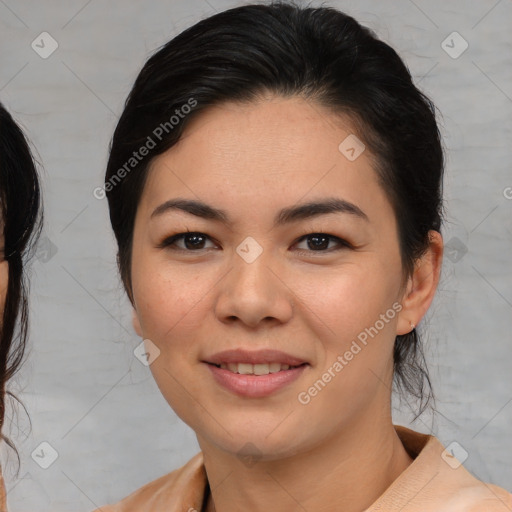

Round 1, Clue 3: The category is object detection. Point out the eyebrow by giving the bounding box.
[150,197,369,226]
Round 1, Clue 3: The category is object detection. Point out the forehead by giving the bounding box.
[138,96,392,226]
[167,96,358,176]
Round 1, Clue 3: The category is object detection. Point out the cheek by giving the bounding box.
[293,259,399,340]
[291,258,400,403]
[293,268,398,416]
[132,262,214,348]
[131,264,213,421]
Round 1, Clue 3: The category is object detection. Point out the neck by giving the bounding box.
[199,410,413,512]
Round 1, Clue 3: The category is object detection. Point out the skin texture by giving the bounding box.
[130,95,443,512]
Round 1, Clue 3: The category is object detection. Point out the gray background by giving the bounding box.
[0,0,511,510]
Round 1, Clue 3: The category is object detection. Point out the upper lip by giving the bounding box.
[204,349,308,366]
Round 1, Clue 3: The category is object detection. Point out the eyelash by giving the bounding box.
[157,230,353,255]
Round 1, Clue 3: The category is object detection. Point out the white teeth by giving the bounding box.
[237,363,253,375]
[253,364,269,376]
[219,362,298,375]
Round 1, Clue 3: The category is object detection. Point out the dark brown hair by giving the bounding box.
[0,101,42,468]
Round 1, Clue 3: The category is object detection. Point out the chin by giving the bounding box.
[193,413,312,462]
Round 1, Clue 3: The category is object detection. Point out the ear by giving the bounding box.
[132,307,143,338]
[397,230,443,335]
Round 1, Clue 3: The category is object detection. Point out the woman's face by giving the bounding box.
[130,96,416,459]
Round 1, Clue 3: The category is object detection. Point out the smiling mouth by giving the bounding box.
[209,362,307,375]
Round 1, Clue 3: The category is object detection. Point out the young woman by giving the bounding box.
[0,101,42,511]
[94,3,511,511]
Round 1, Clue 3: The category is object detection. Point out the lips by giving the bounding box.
[205,348,307,368]
[203,349,309,397]
[206,362,307,397]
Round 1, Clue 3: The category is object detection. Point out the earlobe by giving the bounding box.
[397,230,443,335]
[132,308,143,337]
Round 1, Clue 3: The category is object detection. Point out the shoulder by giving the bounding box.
[436,483,512,511]
[0,469,7,512]
[91,452,206,512]
[379,426,512,512]
[423,438,511,511]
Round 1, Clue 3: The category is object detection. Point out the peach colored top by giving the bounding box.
[91,426,511,512]
[3,426,506,512]
[0,469,6,512]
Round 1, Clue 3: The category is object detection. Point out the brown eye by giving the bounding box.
[295,233,351,253]
[159,232,217,251]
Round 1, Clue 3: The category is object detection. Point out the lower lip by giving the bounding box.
[205,363,308,398]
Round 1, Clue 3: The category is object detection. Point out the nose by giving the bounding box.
[214,249,293,329]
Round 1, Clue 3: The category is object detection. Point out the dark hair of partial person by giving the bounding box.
[0,101,42,470]
[103,1,445,417]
